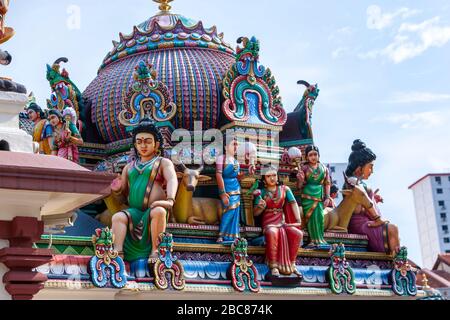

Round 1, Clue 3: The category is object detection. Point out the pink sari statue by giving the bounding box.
[49,108,83,163]
[254,169,303,277]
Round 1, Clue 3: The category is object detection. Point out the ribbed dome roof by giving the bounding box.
[83,9,236,143]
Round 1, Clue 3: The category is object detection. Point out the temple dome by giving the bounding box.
[83,7,236,143]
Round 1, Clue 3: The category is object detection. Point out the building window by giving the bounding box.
[443,225,449,234]
[445,238,450,244]
[436,177,442,184]
[437,188,443,194]
[330,166,336,173]
[439,201,445,207]
[442,213,448,222]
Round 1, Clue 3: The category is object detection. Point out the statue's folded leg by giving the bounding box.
[111,211,129,254]
[149,206,168,262]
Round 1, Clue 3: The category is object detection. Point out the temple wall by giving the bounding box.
[0,240,11,300]
[0,91,33,153]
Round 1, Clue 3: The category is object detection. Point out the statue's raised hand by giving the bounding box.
[257,198,267,209]
[296,170,305,186]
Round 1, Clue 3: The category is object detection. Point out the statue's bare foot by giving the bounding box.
[216,237,224,244]
[293,269,302,278]
[271,268,280,277]
[148,252,159,264]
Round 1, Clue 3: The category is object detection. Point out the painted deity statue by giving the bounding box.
[46,57,86,137]
[48,109,83,163]
[26,103,53,155]
[216,138,245,244]
[297,145,331,249]
[253,167,303,277]
[110,118,178,263]
[344,140,400,255]
[61,107,81,162]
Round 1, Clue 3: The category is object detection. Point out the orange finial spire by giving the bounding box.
[153,0,173,13]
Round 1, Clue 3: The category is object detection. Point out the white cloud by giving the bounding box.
[384,91,450,104]
[372,110,450,129]
[361,16,450,63]
[328,26,353,42]
[367,5,420,30]
[331,47,350,59]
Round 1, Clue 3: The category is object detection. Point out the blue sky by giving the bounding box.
[4,0,450,265]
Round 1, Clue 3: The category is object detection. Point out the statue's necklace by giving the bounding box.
[309,163,321,180]
[266,186,281,204]
[135,155,158,175]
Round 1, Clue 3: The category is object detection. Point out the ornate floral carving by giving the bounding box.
[391,247,417,296]
[89,228,127,288]
[327,244,356,295]
[229,238,260,293]
[154,233,186,291]
[222,36,287,126]
[119,60,176,127]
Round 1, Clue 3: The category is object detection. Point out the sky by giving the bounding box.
[3,0,450,265]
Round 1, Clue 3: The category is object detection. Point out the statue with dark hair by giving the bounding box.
[48,108,83,162]
[344,139,401,255]
[297,145,331,250]
[253,166,303,278]
[345,139,377,177]
[26,102,53,155]
[0,139,10,151]
[110,118,178,264]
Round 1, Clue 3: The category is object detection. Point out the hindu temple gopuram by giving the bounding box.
[0,0,440,300]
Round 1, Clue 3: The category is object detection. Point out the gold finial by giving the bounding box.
[153,0,173,12]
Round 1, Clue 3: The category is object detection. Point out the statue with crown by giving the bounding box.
[6,0,427,299]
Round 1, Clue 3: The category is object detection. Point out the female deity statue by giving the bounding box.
[344,140,400,255]
[253,167,303,277]
[110,118,178,263]
[26,103,53,155]
[48,108,83,163]
[297,145,331,249]
[216,138,245,244]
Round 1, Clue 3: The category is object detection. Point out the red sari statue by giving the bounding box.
[253,168,303,277]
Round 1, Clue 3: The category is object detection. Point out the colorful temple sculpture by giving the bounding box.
[0,0,433,300]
